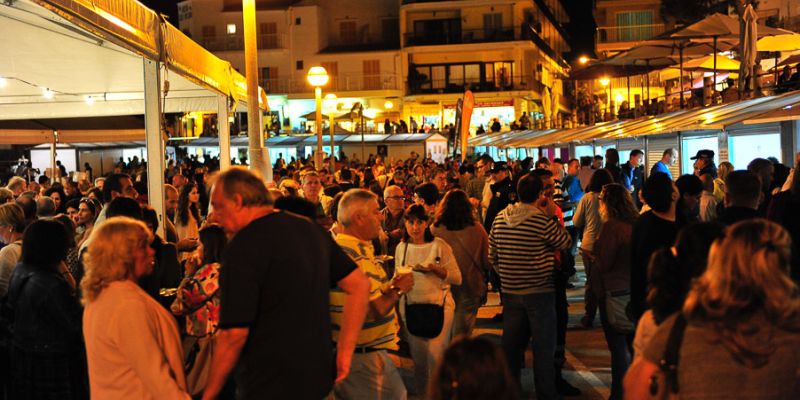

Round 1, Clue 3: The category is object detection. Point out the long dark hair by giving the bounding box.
[402,204,434,243]
[199,224,227,264]
[433,189,476,231]
[176,182,200,226]
[600,183,639,224]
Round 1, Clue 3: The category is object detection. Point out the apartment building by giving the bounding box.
[178,0,403,141]
[400,0,572,131]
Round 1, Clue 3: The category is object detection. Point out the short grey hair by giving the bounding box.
[213,166,272,206]
[383,185,403,199]
[338,189,378,227]
[36,196,56,218]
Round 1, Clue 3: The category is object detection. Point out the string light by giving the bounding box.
[0,76,104,104]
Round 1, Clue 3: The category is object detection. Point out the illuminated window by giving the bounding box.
[226,24,236,34]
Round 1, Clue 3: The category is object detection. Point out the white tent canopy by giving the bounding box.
[0,0,256,119]
[0,0,266,236]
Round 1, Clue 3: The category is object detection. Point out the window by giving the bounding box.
[260,67,278,93]
[681,136,719,174]
[465,64,480,83]
[449,65,464,86]
[483,13,503,40]
[728,133,782,169]
[296,60,304,70]
[321,62,338,88]
[340,21,357,43]
[363,60,380,90]
[295,17,301,25]
[616,11,654,41]
[431,66,446,89]
[226,24,236,35]
[201,25,216,40]
[259,22,278,49]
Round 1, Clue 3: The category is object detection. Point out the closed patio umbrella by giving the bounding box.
[739,5,758,96]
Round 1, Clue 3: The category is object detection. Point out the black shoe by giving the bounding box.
[491,312,504,322]
[556,376,581,396]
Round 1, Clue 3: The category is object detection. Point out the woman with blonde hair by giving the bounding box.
[624,219,800,399]
[0,202,26,297]
[82,217,189,399]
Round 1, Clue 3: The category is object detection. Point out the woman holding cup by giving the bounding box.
[395,204,462,398]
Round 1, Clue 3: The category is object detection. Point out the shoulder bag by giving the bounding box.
[605,289,635,334]
[647,313,688,400]
[400,243,446,339]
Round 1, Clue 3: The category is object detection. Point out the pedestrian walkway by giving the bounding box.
[390,268,612,399]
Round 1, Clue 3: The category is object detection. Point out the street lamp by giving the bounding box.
[307,66,329,170]
[324,93,337,173]
[579,55,590,65]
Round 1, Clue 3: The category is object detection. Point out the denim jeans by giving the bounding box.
[599,300,633,400]
[501,292,558,400]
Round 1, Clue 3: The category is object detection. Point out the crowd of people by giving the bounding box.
[0,143,798,400]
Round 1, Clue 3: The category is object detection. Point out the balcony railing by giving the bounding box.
[262,73,400,94]
[596,24,665,44]
[404,26,518,46]
[408,75,539,95]
[199,33,287,52]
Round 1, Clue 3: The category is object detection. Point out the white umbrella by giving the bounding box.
[542,86,552,128]
[739,4,758,96]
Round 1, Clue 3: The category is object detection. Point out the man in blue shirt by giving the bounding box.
[650,148,678,180]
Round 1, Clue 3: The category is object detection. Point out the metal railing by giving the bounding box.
[596,23,665,44]
[404,26,518,46]
[199,33,287,52]
[407,75,539,95]
[262,73,401,94]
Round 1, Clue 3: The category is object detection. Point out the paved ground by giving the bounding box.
[390,268,613,399]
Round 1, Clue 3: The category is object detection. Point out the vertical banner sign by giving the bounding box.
[460,90,475,162]
[454,98,463,159]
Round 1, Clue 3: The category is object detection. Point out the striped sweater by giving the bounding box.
[489,203,572,295]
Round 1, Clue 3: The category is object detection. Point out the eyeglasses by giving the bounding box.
[386,196,405,201]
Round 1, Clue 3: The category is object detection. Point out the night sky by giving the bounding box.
[143,0,598,63]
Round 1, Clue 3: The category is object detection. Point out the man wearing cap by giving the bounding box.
[691,150,718,178]
[483,161,517,234]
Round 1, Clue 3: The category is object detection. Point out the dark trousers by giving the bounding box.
[599,300,633,400]
[554,273,569,373]
[582,255,598,321]
[502,292,558,400]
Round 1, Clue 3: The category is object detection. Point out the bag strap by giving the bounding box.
[660,313,688,394]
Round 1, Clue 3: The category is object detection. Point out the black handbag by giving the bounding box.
[400,243,447,339]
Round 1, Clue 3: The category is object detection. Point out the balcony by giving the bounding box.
[404,26,518,47]
[262,73,400,94]
[408,75,539,95]
[199,33,287,52]
[596,24,665,44]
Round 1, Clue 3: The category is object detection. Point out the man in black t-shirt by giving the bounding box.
[201,167,370,400]
[630,172,679,321]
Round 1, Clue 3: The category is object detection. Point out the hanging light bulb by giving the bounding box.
[0,77,7,88]
[85,95,95,105]
[42,88,54,99]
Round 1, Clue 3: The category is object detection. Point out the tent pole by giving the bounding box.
[775,53,779,88]
[329,112,335,173]
[679,45,685,109]
[143,58,167,239]
[713,36,718,95]
[50,132,57,182]
[243,0,270,181]
[218,95,231,170]
[627,75,631,106]
[645,60,651,103]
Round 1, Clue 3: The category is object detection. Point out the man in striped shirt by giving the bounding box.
[331,189,414,400]
[489,173,572,400]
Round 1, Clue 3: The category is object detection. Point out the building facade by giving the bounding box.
[400,0,571,132]
[178,0,573,154]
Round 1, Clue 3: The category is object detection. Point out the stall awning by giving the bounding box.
[469,90,800,149]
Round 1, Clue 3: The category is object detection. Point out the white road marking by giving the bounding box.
[565,348,610,399]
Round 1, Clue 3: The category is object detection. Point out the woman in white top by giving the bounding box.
[396,204,462,398]
[573,168,613,327]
